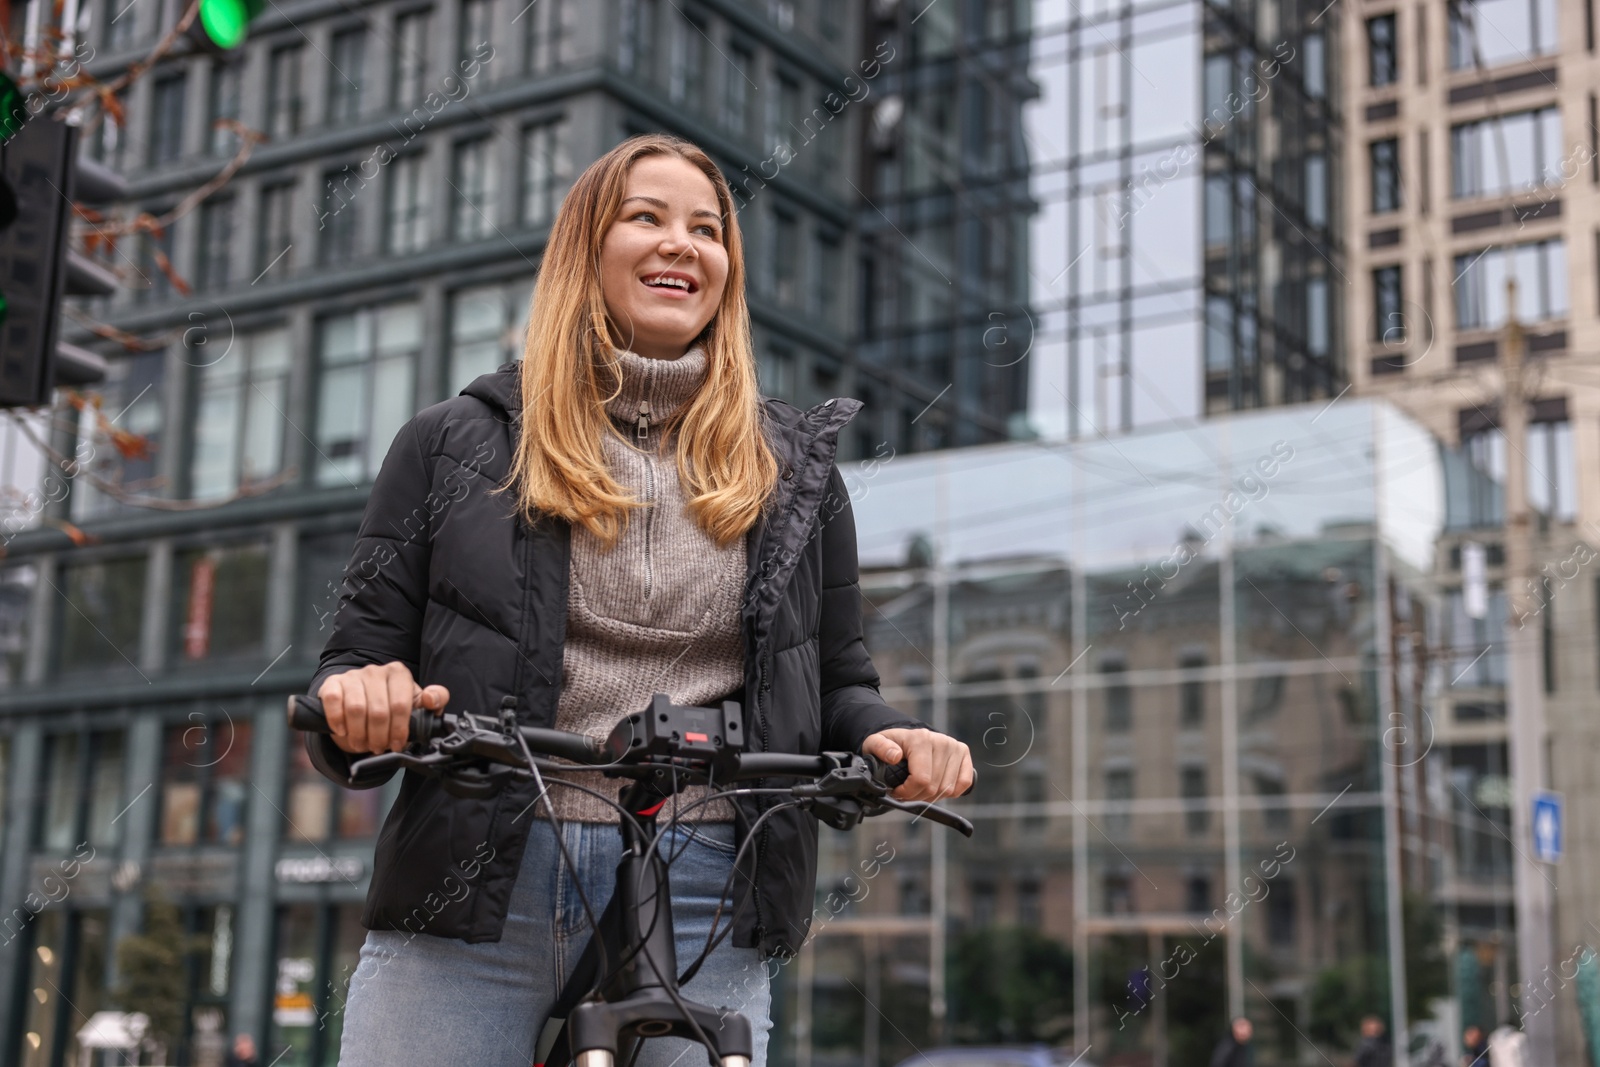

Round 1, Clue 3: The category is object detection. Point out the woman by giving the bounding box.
[306,133,973,1065]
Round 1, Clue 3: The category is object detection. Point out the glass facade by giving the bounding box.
[774,399,1459,1066]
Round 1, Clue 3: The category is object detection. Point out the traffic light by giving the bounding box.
[187,0,266,52]
[0,111,128,408]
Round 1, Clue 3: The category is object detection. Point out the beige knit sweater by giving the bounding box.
[540,344,745,823]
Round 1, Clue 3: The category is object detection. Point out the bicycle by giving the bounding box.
[287,692,974,1067]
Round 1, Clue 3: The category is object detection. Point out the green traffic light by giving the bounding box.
[0,290,10,331]
[197,0,261,50]
[0,73,28,142]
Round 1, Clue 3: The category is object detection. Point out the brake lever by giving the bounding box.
[865,796,975,837]
[348,749,457,781]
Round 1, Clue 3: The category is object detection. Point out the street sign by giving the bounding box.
[1533,791,1563,863]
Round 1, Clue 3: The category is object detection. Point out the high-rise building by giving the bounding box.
[0,1,977,1062]
[1011,0,1345,443]
[1338,1,1600,1062]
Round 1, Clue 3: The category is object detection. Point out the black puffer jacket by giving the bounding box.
[304,360,927,958]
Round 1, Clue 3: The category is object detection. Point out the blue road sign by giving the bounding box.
[1533,791,1563,863]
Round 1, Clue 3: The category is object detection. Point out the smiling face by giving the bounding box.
[598,154,729,361]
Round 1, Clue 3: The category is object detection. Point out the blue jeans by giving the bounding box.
[338,819,772,1067]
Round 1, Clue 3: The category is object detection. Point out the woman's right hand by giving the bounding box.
[317,662,451,754]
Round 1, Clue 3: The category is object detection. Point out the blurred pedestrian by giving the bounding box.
[1210,1016,1254,1067]
[1354,1015,1392,1067]
[1461,1025,1489,1067]
[224,1032,259,1067]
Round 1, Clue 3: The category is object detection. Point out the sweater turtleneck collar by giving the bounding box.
[602,344,708,432]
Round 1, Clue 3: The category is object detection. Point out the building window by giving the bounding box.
[1454,239,1567,329]
[617,0,658,78]
[1307,277,1330,357]
[386,152,428,254]
[208,59,242,156]
[1449,0,1557,70]
[1305,153,1328,226]
[393,8,431,110]
[1456,424,1508,526]
[298,529,358,652]
[772,210,799,306]
[87,89,128,170]
[149,70,186,164]
[1204,174,1233,246]
[256,182,296,283]
[769,72,800,162]
[448,278,534,396]
[452,137,496,241]
[523,0,570,74]
[814,232,842,327]
[315,302,421,487]
[724,44,753,138]
[1367,14,1397,85]
[460,0,493,64]
[69,351,164,521]
[521,118,572,228]
[169,541,270,665]
[1104,871,1134,913]
[668,11,706,110]
[56,555,146,676]
[1257,774,1290,830]
[1373,265,1404,343]
[1205,295,1234,373]
[758,343,794,398]
[320,166,363,266]
[268,45,305,139]
[327,27,366,124]
[196,197,234,292]
[1181,765,1209,834]
[1527,416,1577,522]
[1370,138,1401,213]
[1102,656,1130,731]
[1185,875,1210,912]
[1448,583,1507,687]
[1451,107,1563,199]
[285,741,385,842]
[1105,765,1133,831]
[1303,32,1326,98]
[189,327,290,499]
[159,716,253,847]
[0,564,35,688]
[1266,879,1296,946]
[37,730,123,851]
[1179,651,1205,726]
[104,0,138,49]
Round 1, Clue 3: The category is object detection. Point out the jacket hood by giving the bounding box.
[461,360,524,415]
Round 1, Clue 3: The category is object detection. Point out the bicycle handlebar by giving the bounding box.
[286,692,973,835]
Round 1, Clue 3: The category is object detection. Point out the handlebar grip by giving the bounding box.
[877,759,910,790]
[287,694,331,734]
[285,693,442,746]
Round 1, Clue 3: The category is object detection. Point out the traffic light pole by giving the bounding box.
[1501,279,1554,1064]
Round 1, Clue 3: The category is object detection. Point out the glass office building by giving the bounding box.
[0,0,1368,1063]
[777,397,1460,1067]
[998,0,1342,443]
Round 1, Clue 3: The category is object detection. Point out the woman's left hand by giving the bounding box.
[861,729,975,802]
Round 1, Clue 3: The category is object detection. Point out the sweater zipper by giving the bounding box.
[638,361,656,604]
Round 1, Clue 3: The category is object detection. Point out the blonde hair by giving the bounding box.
[491,134,778,546]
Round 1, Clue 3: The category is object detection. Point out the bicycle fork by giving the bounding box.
[535,786,754,1067]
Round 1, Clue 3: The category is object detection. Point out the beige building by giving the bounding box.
[1340,0,1600,1061]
